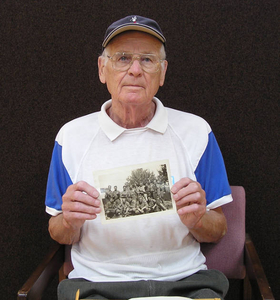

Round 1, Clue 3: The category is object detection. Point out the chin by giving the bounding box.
[120,95,150,106]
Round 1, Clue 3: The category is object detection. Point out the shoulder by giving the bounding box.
[165,107,214,166]
[166,107,211,137]
[59,112,99,133]
[56,112,99,145]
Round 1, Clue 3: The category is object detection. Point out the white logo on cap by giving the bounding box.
[130,16,137,23]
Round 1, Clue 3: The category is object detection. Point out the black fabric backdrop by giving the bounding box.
[1,1,279,299]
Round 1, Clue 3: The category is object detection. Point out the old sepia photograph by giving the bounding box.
[93,160,176,223]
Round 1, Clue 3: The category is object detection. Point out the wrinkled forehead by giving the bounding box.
[105,31,164,54]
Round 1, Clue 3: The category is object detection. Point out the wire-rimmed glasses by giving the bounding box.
[107,52,164,73]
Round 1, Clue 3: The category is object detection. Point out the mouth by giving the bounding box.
[124,84,144,89]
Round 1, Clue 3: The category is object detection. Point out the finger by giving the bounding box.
[171,178,192,194]
[71,190,101,207]
[62,203,101,229]
[62,198,101,214]
[74,181,100,198]
[177,202,203,215]
[63,181,100,206]
[175,190,203,206]
[64,210,99,221]
[173,182,202,202]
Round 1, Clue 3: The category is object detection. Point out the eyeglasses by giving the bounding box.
[107,52,164,73]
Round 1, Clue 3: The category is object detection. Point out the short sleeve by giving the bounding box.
[45,141,73,215]
[194,131,232,206]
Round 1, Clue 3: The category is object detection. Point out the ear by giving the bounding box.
[98,56,106,84]
[159,60,168,86]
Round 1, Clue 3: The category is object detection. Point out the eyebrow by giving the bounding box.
[113,51,159,55]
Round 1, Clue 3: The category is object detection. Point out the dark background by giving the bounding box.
[1,1,279,299]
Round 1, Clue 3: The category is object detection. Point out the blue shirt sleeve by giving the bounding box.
[194,131,231,205]
[45,141,73,212]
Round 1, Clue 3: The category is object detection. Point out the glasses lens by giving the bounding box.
[140,54,159,72]
[111,53,160,73]
[113,53,132,70]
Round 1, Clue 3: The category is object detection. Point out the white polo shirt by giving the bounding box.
[45,97,232,282]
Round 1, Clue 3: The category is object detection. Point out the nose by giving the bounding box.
[128,58,143,76]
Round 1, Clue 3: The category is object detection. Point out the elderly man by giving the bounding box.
[46,15,232,300]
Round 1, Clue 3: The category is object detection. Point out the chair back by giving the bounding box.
[64,186,246,279]
[201,186,246,279]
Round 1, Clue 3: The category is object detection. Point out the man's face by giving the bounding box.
[98,31,168,107]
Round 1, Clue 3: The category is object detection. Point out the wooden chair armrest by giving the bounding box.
[17,242,65,300]
[245,234,275,300]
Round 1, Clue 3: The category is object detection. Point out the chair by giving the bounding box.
[17,186,275,300]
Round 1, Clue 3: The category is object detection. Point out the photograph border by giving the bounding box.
[93,160,176,224]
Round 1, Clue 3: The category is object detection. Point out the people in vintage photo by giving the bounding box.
[100,164,173,220]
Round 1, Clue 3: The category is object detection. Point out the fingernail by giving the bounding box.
[93,191,99,198]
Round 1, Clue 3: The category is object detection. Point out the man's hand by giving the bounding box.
[62,181,101,230]
[171,178,206,229]
[49,181,101,245]
[171,178,227,243]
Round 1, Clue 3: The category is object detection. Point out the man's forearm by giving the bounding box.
[49,214,81,245]
[189,207,227,243]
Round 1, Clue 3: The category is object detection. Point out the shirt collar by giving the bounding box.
[98,97,168,141]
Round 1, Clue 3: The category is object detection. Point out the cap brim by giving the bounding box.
[102,24,166,48]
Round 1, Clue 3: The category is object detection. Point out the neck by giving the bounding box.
[107,101,156,129]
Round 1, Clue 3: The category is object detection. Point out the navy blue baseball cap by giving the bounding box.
[102,15,166,48]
